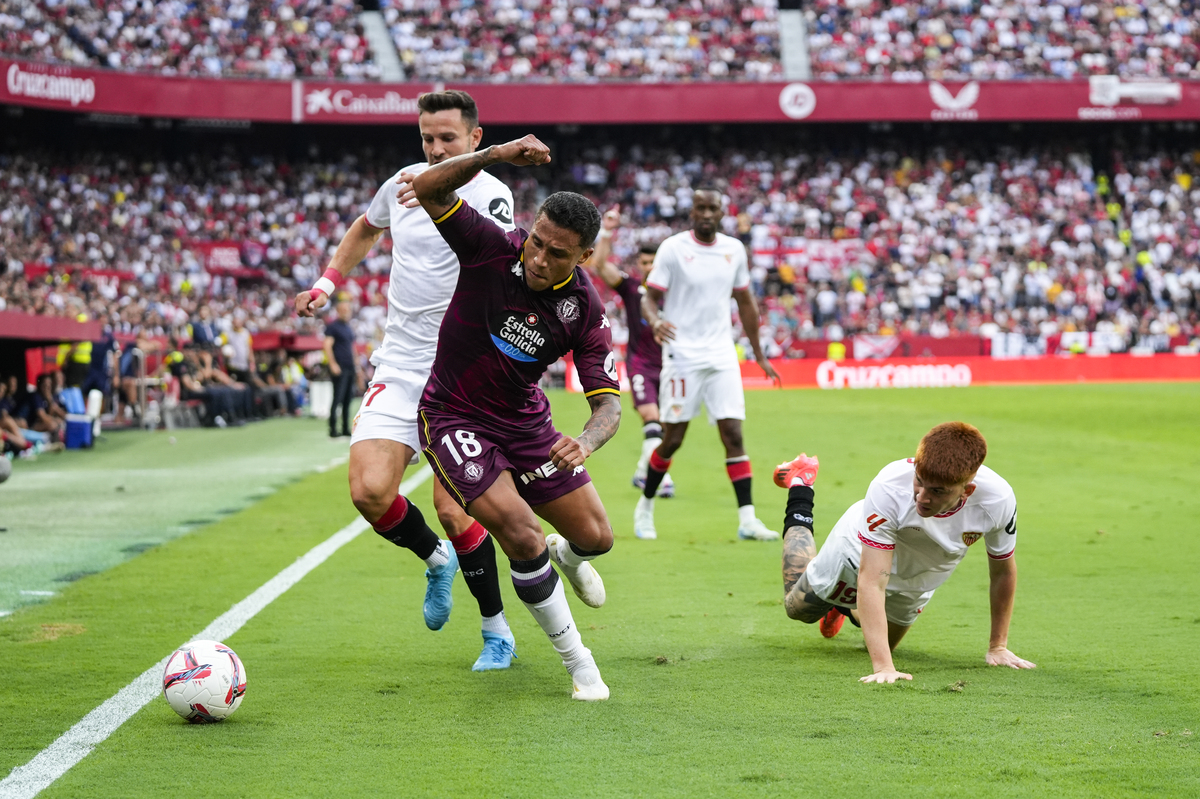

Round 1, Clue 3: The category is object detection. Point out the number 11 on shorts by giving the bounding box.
[440,430,482,465]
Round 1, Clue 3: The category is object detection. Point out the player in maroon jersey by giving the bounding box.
[587,204,674,497]
[403,134,621,700]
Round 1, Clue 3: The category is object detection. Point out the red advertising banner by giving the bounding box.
[568,354,1200,392]
[4,58,1200,124]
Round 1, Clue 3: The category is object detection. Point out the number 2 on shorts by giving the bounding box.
[440,430,482,465]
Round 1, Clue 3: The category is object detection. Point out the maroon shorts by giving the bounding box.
[418,408,592,509]
[626,355,660,409]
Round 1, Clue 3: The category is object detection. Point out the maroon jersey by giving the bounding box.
[613,272,662,372]
[420,198,620,435]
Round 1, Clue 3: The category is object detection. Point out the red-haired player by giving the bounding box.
[775,422,1036,684]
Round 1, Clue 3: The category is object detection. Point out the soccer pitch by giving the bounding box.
[1,383,1197,798]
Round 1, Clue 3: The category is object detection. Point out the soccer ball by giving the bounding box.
[162,640,247,723]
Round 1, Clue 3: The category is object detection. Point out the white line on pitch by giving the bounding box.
[0,465,432,799]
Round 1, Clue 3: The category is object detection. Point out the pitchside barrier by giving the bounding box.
[566,353,1200,393]
[4,57,1200,124]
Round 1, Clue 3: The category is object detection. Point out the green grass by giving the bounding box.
[1,384,1198,798]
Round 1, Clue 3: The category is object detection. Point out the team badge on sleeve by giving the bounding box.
[488,197,513,224]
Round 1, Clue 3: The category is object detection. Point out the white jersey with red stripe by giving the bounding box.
[645,229,750,370]
[850,458,1017,594]
[364,162,515,371]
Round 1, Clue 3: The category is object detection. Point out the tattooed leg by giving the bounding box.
[782,527,830,623]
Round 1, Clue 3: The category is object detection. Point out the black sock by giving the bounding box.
[569,541,610,558]
[733,477,753,507]
[375,499,440,560]
[784,485,815,532]
[509,547,559,604]
[457,534,504,618]
[643,422,662,439]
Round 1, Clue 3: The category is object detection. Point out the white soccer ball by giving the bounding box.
[0,457,11,484]
[162,639,247,723]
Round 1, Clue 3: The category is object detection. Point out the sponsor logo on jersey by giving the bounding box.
[604,351,618,381]
[488,197,513,224]
[463,461,484,483]
[490,312,548,363]
[962,532,983,546]
[556,297,580,323]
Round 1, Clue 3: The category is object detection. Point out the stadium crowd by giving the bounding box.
[808,0,1200,81]
[6,0,1200,84]
[0,0,378,79]
[4,135,1199,369]
[382,0,782,82]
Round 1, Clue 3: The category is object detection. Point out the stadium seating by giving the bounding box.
[0,0,379,79]
[4,137,1197,355]
[807,0,1200,81]
[381,0,782,82]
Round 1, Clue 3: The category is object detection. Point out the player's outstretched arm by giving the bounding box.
[732,287,782,387]
[548,393,621,472]
[858,545,912,684]
[295,215,384,317]
[985,555,1036,669]
[408,134,551,220]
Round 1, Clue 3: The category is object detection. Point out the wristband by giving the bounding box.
[311,267,341,299]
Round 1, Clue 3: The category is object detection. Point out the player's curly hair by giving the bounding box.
[914,421,987,486]
[538,192,602,249]
[417,90,478,129]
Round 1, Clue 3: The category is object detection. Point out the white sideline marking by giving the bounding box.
[315,454,349,473]
[19,592,56,597]
[0,465,432,799]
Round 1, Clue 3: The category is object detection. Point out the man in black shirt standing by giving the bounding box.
[324,297,358,438]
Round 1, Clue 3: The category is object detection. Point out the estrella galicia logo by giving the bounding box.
[488,197,513,225]
[490,312,549,363]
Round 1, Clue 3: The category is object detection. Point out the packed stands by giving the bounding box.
[381,0,782,82]
[807,0,1200,81]
[0,0,378,79]
[4,122,1197,358]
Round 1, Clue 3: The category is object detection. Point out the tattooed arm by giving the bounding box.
[407,134,551,219]
[548,393,621,471]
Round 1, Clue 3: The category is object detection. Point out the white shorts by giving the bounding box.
[350,363,428,461]
[805,502,934,627]
[658,360,745,424]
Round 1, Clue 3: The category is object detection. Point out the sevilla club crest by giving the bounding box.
[962,532,982,546]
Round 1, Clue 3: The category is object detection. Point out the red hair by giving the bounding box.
[914,422,987,486]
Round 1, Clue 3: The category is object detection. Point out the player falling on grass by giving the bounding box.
[634,186,782,541]
[405,134,620,701]
[774,422,1036,684]
[295,90,517,672]
[587,204,674,497]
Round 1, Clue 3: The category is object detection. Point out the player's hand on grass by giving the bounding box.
[395,173,419,208]
[757,356,782,388]
[651,318,676,344]
[860,669,913,684]
[492,135,551,167]
[294,289,328,318]
[549,435,590,471]
[986,647,1036,669]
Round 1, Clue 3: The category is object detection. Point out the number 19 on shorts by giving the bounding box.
[440,430,482,465]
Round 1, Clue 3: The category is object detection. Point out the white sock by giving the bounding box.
[481,611,511,637]
[424,540,451,569]
[738,505,756,526]
[637,495,655,513]
[556,538,593,569]
[523,580,585,665]
[636,436,661,476]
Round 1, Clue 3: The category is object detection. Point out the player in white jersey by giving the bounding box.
[634,187,781,542]
[294,91,518,672]
[774,422,1036,684]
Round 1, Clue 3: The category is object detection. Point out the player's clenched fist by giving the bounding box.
[492,135,551,167]
[294,289,329,318]
[860,669,913,684]
[549,435,590,471]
